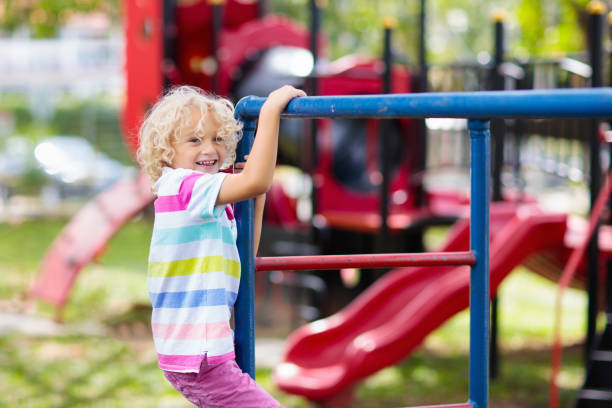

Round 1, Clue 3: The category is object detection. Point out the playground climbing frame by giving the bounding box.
[234,88,612,408]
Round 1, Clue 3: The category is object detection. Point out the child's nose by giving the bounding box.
[201,139,215,153]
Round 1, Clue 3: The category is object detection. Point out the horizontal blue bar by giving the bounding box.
[235,88,612,119]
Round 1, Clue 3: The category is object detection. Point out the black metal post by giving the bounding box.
[415,0,428,208]
[418,0,426,81]
[491,14,505,202]
[378,19,394,252]
[162,0,177,90]
[257,0,267,18]
[489,11,506,381]
[209,0,224,94]
[309,0,320,98]
[308,0,321,232]
[511,67,531,199]
[586,1,605,361]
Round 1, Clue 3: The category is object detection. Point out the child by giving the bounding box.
[137,84,306,407]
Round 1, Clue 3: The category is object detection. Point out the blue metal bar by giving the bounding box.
[234,118,257,379]
[232,89,612,404]
[236,88,612,119]
[468,119,491,408]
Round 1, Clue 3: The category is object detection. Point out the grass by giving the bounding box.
[0,218,588,407]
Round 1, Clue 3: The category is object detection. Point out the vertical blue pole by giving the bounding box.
[468,119,490,408]
[234,117,257,379]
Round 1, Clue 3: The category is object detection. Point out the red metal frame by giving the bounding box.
[122,0,164,156]
[122,0,432,233]
[255,251,475,271]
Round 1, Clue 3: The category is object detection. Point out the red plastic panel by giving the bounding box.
[217,16,311,96]
[122,0,164,157]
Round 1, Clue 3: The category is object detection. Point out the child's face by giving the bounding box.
[171,109,228,174]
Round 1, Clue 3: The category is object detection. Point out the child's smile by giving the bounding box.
[195,158,218,168]
[171,110,228,174]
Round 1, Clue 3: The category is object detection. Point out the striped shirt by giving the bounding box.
[148,167,239,372]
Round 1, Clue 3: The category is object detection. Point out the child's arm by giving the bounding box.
[216,85,306,205]
[232,158,266,253]
[253,193,266,254]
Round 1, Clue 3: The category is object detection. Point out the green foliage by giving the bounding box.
[269,0,592,64]
[0,0,120,38]
[0,334,178,408]
[0,219,66,270]
[514,0,588,56]
[0,94,33,130]
[96,216,151,269]
[17,167,47,193]
[270,0,422,63]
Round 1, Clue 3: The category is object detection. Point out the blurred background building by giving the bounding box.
[0,11,129,220]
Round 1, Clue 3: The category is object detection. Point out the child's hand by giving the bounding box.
[216,86,303,206]
[261,85,306,115]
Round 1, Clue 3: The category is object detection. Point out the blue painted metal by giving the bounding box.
[232,89,612,405]
[234,118,257,379]
[236,88,612,119]
[467,119,491,408]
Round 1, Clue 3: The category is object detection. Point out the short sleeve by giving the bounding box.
[185,172,228,220]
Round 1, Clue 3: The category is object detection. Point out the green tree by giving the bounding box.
[515,0,591,56]
[269,0,604,63]
[270,0,422,63]
[0,0,604,62]
[0,0,119,38]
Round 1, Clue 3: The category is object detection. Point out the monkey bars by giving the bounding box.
[234,88,612,408]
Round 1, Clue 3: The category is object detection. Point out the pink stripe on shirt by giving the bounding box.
[155,173,203,213]
[152,321,232,340]
[158,351,236,371]
[158,353,204,371]
[207,321,233,338]
[225,205,234,220]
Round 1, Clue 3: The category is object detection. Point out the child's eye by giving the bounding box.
[214,136,224,143]
[189,137,201,143]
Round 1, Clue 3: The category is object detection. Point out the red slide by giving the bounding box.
[274,204,570,403]
[28,172,154,316]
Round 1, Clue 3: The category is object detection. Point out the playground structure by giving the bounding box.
[25,0,612,407]
[30,0,438,319]
[233,89,612,408]
[270,198,612,405]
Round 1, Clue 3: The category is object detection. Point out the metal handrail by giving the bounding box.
[233,88,612,408]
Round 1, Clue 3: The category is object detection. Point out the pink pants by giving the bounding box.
[163,358,280,408]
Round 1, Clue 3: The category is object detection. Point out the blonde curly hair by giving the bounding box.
[137,86,243,182]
